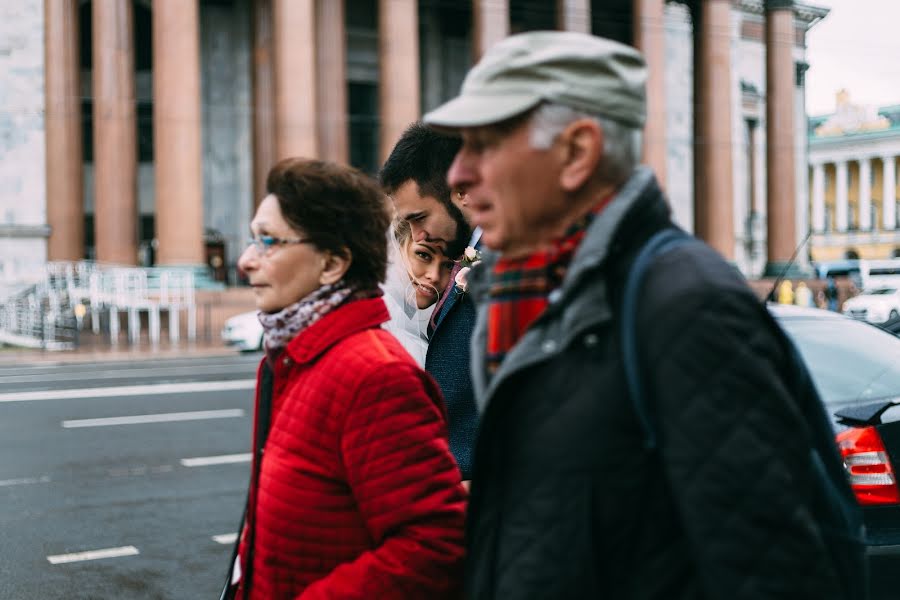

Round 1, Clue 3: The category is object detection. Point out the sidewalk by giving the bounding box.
[0,334,248,367]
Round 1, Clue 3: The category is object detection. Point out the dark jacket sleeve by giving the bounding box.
[639,250,841,599]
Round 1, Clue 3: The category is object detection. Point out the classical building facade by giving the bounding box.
[0,0,828,287]
[808,92,900,261]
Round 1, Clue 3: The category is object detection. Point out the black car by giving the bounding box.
[772,303,900,598]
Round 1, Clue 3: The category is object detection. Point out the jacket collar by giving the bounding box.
[432,234,483,333]
[432,284,461,331]
[284,297,390,365]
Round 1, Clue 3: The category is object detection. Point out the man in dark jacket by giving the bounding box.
[381,123,480,480]
[424,31,842,599]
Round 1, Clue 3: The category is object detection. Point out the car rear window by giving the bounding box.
[778,317,900,409]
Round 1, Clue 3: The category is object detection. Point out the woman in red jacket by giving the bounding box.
[225,158,466,599]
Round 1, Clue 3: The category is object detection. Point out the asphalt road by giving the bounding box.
[0,353,261,599]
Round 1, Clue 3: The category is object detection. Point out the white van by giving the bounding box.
[860,259,900,291]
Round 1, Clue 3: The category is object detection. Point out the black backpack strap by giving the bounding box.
[220,361,274,600]
[620,228,693,450]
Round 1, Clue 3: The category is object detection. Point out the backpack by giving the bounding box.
[619,228,868,600]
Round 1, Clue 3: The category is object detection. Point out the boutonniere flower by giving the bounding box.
[460,245,482,268]
[455,246,483,293]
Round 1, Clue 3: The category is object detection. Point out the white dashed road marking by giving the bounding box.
[62,409,245,428]
[0,380,255,403]
[212,533,238,545]
[181,453,252,467]
[47,546,140,565]
[0,476,50,487]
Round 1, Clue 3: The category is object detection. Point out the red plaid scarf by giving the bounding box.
[485,196,613,374]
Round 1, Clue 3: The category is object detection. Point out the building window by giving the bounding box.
[795,61,809,87]
[510,0,556,34]
[348,83,379,176]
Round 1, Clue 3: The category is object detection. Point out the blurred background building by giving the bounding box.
[808,91,900,261]
[0,0,829,289]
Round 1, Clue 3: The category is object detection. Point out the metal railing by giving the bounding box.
[0,261,200,350]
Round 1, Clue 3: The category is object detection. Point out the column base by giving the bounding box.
[763,261,813,279]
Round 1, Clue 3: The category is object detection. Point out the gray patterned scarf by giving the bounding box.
[257,282,355,363]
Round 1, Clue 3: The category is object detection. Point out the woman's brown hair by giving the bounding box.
[266,158,390,291]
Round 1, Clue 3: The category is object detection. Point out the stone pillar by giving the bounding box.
[316,0,348,164]
[633,0,667,188]
[811,162,825,232]
[884,156,897,231]
[152,0,204,265]
[693,0,734,259]
[379,0,420,163]
[251,0,276,206]
[92,0,137,265]
[473,0,509,59]
[557,0,590,33]
[272,0,317,159]
[764,1,796,274]
[859,157,872,231]
[45,0,83,261]
[835,160,848,232]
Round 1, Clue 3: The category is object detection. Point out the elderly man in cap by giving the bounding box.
[425,32,844,599]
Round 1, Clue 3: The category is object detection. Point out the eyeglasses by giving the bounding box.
[246,234,315,255]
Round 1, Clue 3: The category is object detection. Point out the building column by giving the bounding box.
[633,0,667,188]
[557,0,590,33]
[693,0,734,259]
[92,0,137,265]
[811,162,825,232]
[835,160,848,232]
[317,0,348,164]
[45,0,83,261]
[379,0,420,163]
[273,0,318,159]
[884,156,897,231]
[473,0,509,59]
[859,157,872,231]
[764,0,797,274]
[152,0,204,265]
[251,0,276,206]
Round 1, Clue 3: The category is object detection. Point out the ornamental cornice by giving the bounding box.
[809,138,900,165]
[794,2,829,26]
[735,0,829,27]
[736,0,765,15]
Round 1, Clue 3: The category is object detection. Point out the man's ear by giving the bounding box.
[559,119,603,192]
[319,248,352,285]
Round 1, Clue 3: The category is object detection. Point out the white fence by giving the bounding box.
[0,261,199,350]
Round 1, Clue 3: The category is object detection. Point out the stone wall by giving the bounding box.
[0,0,47,283]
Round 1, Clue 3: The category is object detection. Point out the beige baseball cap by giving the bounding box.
[424,31,647,129]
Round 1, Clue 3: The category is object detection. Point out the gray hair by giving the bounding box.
[528,103,642,185]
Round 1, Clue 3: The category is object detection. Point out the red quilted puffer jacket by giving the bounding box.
[235,297,466,599]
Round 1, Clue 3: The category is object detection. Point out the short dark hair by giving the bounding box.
[379,122,462,202]
[379,122,470,257]
[266,158,390,291]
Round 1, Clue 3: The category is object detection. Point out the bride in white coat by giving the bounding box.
[381,219,455,365]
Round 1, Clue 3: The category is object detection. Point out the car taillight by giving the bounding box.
[837,426,900,505]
